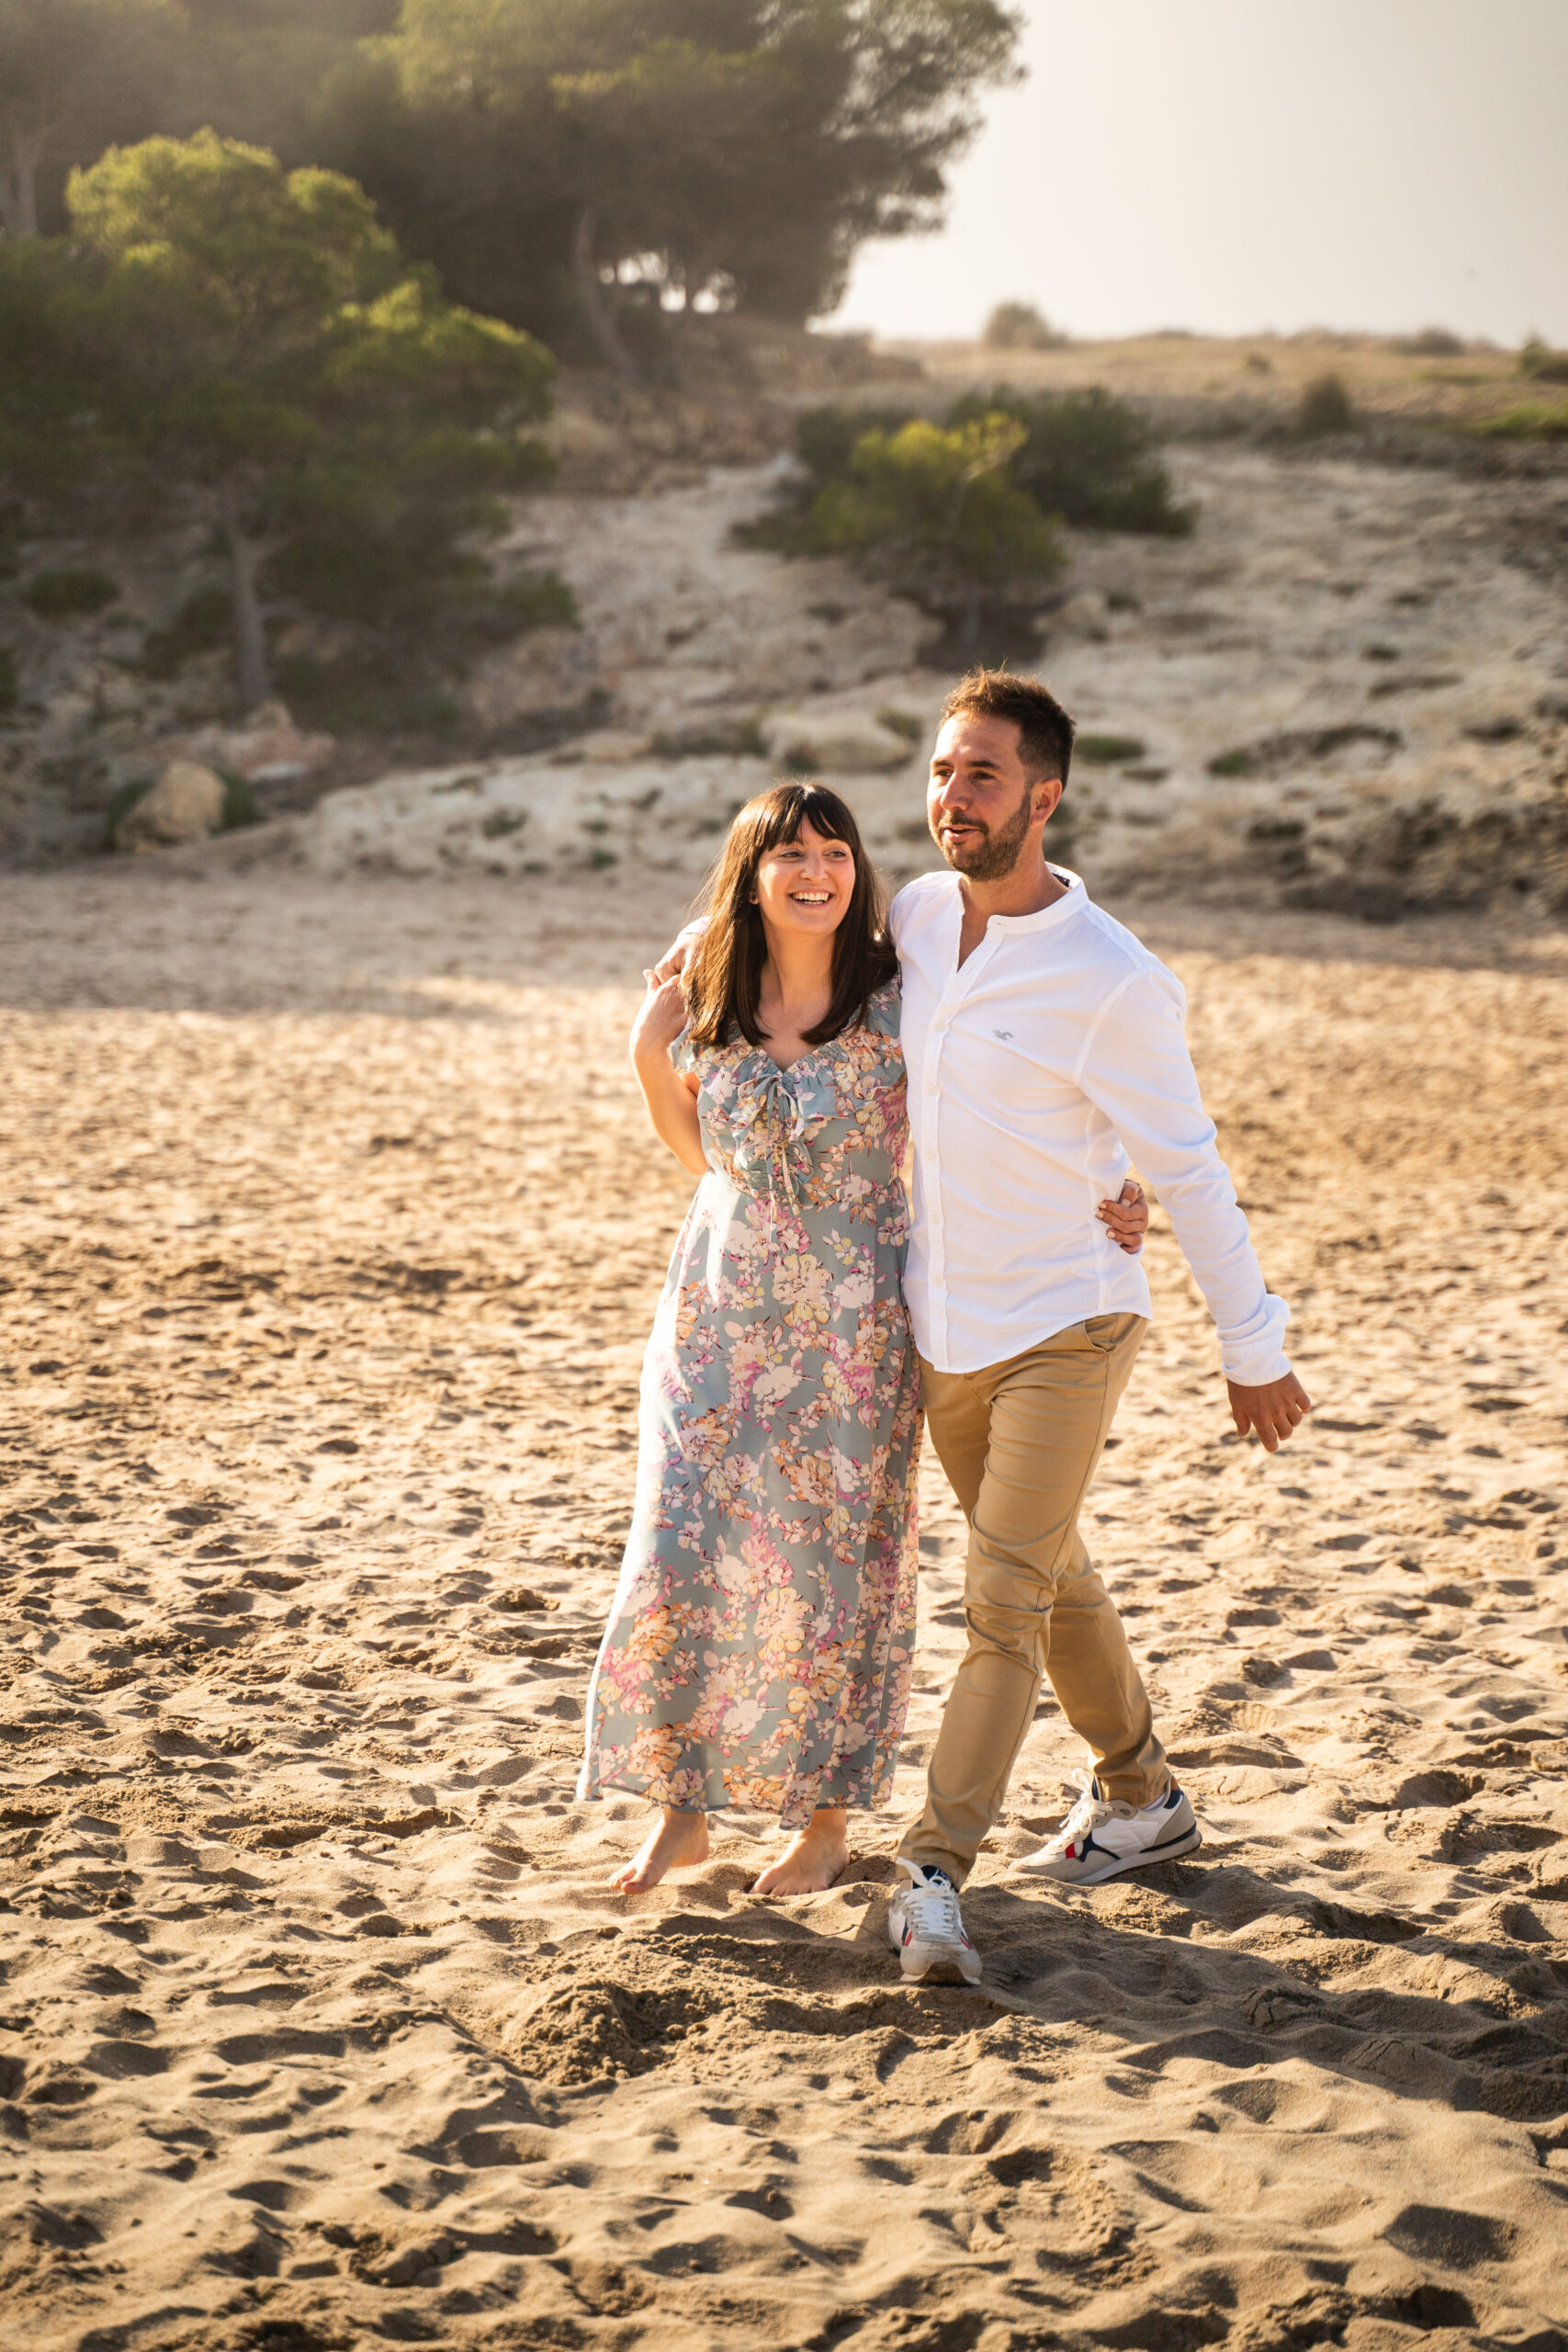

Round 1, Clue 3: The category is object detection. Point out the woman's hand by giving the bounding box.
[1097,1179,1148,1256]
[630,970,689,1065]
[628,971,705,1177]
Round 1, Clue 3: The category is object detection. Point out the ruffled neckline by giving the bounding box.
[723,978,898,1080]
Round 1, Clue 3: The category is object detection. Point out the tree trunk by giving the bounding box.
[0,120,42,236]
[571,206,637,380]
[220,481,272,715]
[653,299,687,392]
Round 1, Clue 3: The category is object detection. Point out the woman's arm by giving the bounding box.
[630,973,706,1177]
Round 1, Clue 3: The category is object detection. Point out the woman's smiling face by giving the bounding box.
[752,819,855,940]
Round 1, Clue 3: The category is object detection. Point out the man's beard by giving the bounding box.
[932,785,1035,882]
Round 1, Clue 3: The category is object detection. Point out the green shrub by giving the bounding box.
[1292,374,1355,436]
[983,300,1066,352]
[738,405,920,549]
[103,775,154,844]
[265,514,573,654]
[651,715,766,759]
[749,388,1194,555]
[441,568,581,649]
[947,386,1195,536]
[264,525,445,630]
[217,767,258,829]
[1394,328,1465,356]
[25,566,120,619]
[1211,724,1398,778]
[492,571,579,629]
[1472,401,1568,442]
[795,413,1065,659]
[0,648,17,713]
[1518,336,1568,384]
[794,404,922,489]
[140,585,231,679]
[274,649,459,735]
[742,388,1193,652]
[1076,733,1146,764]
[875,707,924,743]
[1368,672,1460,698]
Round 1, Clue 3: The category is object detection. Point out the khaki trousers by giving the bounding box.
[899,1313,1168,1886]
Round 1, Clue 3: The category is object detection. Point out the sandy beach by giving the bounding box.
[2,863,1566,2352]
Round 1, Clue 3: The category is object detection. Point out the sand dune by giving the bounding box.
[1,866,1565,2350]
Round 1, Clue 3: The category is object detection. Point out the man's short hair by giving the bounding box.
[940,668,1076,789]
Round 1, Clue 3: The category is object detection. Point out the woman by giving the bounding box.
[580,782,1145,1896]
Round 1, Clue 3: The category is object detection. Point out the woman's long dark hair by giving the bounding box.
[684,782,897,1051]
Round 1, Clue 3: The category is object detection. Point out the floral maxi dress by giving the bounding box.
[580,979,919,1827]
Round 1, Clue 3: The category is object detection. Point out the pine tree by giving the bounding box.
[67,129,555,710]
[0,0,175,234]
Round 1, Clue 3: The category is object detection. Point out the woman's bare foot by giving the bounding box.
[751,1807,849,1896]
[608,1807,709,1893]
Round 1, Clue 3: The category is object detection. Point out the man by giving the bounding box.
[660,670,1311,1984]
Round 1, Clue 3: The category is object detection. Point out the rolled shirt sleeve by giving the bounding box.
[1076,967,1292,1387]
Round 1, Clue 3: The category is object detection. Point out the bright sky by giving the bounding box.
[836,0,1568,348]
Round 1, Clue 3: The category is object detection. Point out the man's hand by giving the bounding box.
[1227,1372,1312,1453]
[630,969,689,1065]
[649,920,705,987]
[1096,1179,1148,1256]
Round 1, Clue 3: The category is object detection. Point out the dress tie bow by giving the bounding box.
[729,1059,837,1208]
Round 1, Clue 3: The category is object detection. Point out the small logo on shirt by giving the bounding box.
[993,1028,1014,1041]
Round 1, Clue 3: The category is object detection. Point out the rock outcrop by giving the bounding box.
[115,760,225,852]
[759,708,915,775]
[280,749,937,885]
[159,702,333,786]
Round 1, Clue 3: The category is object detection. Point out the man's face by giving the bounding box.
[927,712,1061,881]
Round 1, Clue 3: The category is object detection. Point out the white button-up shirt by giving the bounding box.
[892,867,1292,1385]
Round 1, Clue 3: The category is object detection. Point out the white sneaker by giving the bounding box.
[887,1859,982,1984]
[1016,1770,1201,1885]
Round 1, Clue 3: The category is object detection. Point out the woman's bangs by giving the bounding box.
[752,784,858,859]
[799,786,857,850]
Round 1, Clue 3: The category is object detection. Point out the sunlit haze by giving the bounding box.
[837,0,1568,347]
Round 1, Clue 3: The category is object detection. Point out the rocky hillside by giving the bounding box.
[6,344,1568,922]
[217,439,1568,923]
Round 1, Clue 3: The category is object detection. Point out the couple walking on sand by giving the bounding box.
[579,668,1311,1985]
